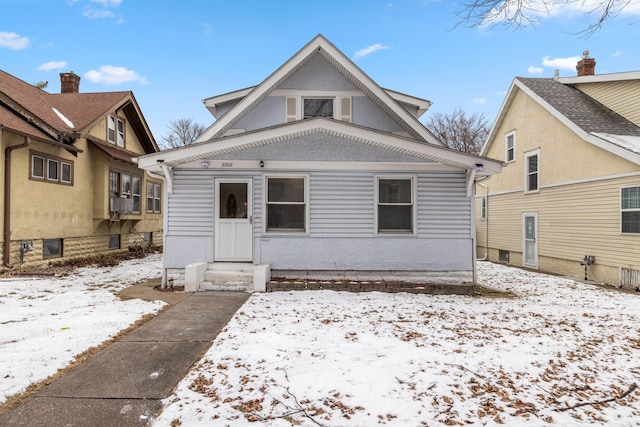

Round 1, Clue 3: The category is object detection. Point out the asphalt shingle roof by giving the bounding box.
[517,77,640,137]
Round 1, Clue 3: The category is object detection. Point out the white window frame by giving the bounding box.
[107,115,125,147]
[480,196,487,220]
[47,159,59,182]
[524,149,540,193]
[147,182,161,213]
[31,155,45,180]
[264,175,309,234]
[505,131,516,163]
[283,92,352,122]
[61,162,72,184]
[621,185,640,234]
[375,175,416,235]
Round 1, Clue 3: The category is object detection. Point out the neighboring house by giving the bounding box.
[0,70,162,270]
[477,52,640,288]
[138,34,502,293]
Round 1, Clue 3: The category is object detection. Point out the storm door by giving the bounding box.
[214,179,252,261]
[522,213,538,269]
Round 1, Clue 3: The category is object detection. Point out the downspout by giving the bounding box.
[147,161,173,288]
[4,136,30,268]
[477,181,489,261]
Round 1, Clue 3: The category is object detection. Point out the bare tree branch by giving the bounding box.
[160,118,205,150]
[425,108,489,155]
[455,0,637,36]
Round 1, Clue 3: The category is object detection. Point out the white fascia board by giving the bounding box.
[202,86,255,118]
[139,118,501,175]
[559,70,640,85]
[178,159,461,172]
[382,88,432,117]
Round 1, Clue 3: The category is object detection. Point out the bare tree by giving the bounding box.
[456,0,636,35]
[161,118,206,149]
[425,108,489,155]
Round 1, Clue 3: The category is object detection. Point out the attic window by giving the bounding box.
[303,98,333,119]
[107,115,125,147]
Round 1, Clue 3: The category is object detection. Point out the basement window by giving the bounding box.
[109,234,121,250]
[499,250,510,263]
[43,239,63,259]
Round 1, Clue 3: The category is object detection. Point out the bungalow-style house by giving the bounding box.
[476,52,640,289]
[137,34,502,293]
[0,70,162,270]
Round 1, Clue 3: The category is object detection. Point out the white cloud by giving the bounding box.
[528,65,544,74]
[612,50,624,57]
[0,31,30,50]
[91,0,122,5]
[473,98,486,105]
[353,43,390,61]
[83,8,115,19]
[37,61,68,71]
[84,65,148,85]
[542,55,581,70]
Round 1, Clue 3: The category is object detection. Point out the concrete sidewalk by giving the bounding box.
[0,291,250,427]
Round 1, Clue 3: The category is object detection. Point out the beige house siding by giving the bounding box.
[484,89,638,193]
[478,83,640,287]
[575,80,640,126]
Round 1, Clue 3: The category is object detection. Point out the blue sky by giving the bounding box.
[2,0,640,142]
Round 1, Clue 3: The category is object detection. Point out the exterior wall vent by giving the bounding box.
[620,267,640,290]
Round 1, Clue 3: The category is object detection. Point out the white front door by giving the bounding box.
[523,213,538,269]
[215,179,252,261]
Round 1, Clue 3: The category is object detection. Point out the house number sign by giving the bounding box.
[222,162,233,168]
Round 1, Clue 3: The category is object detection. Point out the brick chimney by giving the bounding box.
[60,71,81,93]
[576,51,596,77]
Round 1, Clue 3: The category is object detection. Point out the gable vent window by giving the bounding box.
[303,98,333,119]
[107,115,125,147]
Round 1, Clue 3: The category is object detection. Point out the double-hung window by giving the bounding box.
[505,132,515,163]
[266,176,306,232]
[147,182,161,213]
[107,115,125,147]
[480,196,487,220]
[377,177,414,233]
[622,186,640,234]
[525,149,540,193]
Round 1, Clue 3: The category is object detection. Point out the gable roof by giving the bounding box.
[0,69,158,154]
[195,34,442,145]
[138,117,501,176]
[482,76,640,165]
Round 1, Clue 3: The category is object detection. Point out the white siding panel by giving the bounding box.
[167,172,214,236]
[418,173,471,238]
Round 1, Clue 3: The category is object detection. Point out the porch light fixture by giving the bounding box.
[475,163,484,172]
[260,160,264,168]
[201,161,209,168]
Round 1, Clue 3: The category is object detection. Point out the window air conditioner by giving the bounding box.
[110,197,134,214]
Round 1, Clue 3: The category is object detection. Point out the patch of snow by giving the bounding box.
[153,262,640,426]
[0,254,164,403]
[51,107,74,128]
[593,132,640,155]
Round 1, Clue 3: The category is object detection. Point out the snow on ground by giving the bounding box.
[154,262,640,427]
[0,254,164,403]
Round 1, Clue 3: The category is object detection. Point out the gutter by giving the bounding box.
[4,136,30,268]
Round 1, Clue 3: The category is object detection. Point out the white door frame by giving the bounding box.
[214,178,253,262]
[522,212,538,269]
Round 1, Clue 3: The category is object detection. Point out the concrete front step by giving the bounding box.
[204,269,253,283]
[199,282,253,292]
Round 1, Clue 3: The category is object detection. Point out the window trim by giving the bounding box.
[146,182,162,213]
[375,175,416,235]
[29,151,73,185]
[505,131,516,163]
[107,114,126,148]
[109,169,142,214]
[108,234,121,250]
[621,185,640,234]
[524,149,540,194]
[264,175,309,235]
[285,93,352,122]
[42,238,63,259]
